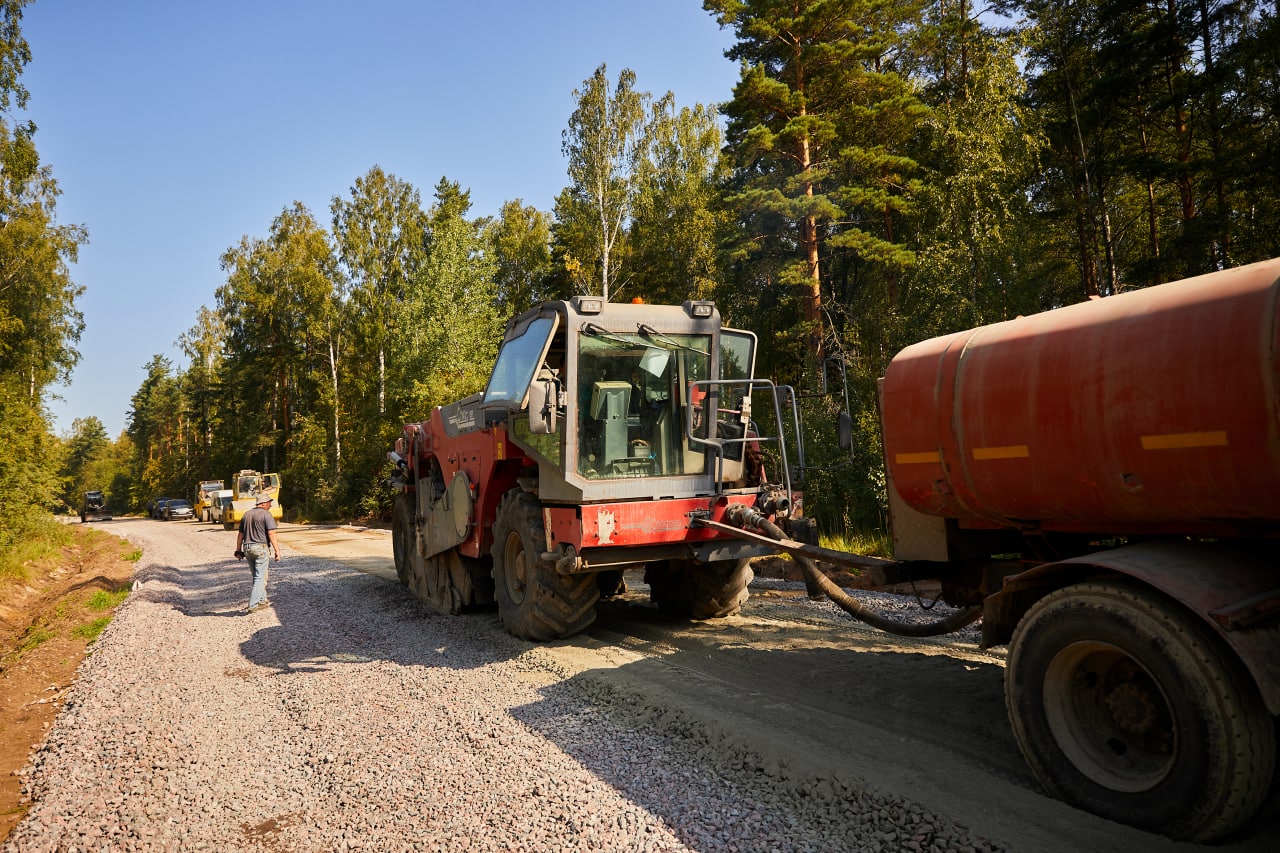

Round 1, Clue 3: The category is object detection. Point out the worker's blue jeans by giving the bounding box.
[244,543,270,608]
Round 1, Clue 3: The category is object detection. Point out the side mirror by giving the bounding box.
[837,410,854,451]
[528,379,559,435]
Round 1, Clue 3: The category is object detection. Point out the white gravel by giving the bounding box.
[6,523,1004,852]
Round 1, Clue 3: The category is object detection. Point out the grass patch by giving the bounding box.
[17,625,56,654]
[86,588,129,611]
[820,526,892,558]
[0,525,73,586]
[122,548,142,562]
[72,617,112,642]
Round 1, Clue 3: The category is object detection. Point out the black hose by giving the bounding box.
[737,507,982,638]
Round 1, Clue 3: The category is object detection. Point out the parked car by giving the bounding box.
[150,498,172,519]
[163,499,194,521]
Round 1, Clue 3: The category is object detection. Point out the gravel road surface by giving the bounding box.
[5,518,1274,852]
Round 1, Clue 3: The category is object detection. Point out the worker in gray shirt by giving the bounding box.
[234,495,281,613]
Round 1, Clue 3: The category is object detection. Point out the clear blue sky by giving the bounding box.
[22,0,739,438]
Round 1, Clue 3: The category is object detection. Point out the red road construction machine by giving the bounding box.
[390,297,809,641]
[392,259,1280,842]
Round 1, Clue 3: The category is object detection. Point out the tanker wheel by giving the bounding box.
[223,520,235,531]
[391,492,414,587]
[491,490,598,641]
[1006,580,1275,842]
[645,558,752,620]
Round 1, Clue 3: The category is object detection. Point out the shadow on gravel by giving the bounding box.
[507,597,1280,853]
[503,643,1017,851]
[234,564,517,676]
[132,560,246,614]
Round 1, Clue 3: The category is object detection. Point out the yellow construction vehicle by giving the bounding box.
[222,469,282,530]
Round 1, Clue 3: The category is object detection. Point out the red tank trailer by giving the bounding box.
[701,258,1279,842]
[882,258,1280,536]
[869,258,1280,843]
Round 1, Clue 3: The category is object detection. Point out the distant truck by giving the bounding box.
[194,479,225,522]
[207,489,234,525]
[222,469,282,530]
[80,490,111,523]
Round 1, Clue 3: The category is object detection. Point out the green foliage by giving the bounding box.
[709,0,931,380]
[98,1,1280,541]
[820,525,891,560]
[398,179,501,415]
[124,355,185,506]
[488,199,555,315]
[0,2,86,540]
[0,514,70,585]
[0,391,50,538]
[116,166,510,522]
[629,99,730,303]
[1007,0,1280,291]
[121,548,142,563]
[57,415,110,511]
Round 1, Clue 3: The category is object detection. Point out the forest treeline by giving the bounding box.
[8,1,1280,541]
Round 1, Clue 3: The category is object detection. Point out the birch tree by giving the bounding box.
[559,64,650,301]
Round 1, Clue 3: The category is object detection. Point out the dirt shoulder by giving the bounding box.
[0,520,137,842]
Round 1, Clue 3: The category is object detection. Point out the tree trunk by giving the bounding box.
[1198,0,1228,266]
[798,113,822,363]
[378,347,386,416]
[329,332,342,478]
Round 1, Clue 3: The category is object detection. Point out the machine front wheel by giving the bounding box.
[491,490,597,641]
[1006,580,1275,842]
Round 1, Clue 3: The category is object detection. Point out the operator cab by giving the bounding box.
[482,297,765,502]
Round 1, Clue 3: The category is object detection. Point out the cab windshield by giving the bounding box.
[576,330,710,479]
[483,315,556,409]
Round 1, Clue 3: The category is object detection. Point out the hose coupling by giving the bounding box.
[756,485,792,519]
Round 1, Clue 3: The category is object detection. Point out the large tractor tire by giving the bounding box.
[391,492,414,587]
[645,558,753,620]
[1006,580,1275,842]
[491,490,598,641]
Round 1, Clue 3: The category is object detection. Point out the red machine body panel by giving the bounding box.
[882,257,1280,538]
[545,494,761,551]
[401,410,531,560]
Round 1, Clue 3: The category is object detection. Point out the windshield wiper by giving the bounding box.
[582,323,644,349]
[638,323,709,355]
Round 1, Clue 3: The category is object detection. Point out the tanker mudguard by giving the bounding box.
[990,541,1280,715]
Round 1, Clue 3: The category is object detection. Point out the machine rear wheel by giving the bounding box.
[645,558,753,620]
[491,490,598,641]
[1006,580,1275,842]
[391,492,414,586]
